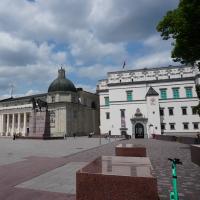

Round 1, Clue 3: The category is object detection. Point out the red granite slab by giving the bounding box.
[76,156,159,200]
[115,144,146,157]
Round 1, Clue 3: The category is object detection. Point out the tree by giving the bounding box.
[157,0,200,116]
[157,0,200,66]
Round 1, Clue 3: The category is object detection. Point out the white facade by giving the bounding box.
[97,65,200,138]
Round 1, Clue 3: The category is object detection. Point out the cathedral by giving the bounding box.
[0,68,100,139]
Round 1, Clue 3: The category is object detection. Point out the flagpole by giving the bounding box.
[122,61,126,70]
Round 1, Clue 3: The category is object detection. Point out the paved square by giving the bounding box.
[0,137,117,165]
[0,137,199,200]
[17,162,88,194]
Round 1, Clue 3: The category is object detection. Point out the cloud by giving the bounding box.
[132,51,174,68]
[0,32,38,66]
[75,64,118,79]
[69,30,126,65]
[0,32,68,67]
[25,89,41,96]
[89,0,179,43]
[0,0,180,96]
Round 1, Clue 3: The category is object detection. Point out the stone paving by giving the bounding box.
[0,137,199,199]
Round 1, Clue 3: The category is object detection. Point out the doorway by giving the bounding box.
[135,123,144,138]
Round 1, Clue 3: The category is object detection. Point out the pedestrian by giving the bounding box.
[13,133,16,140]
[73,133,76,139]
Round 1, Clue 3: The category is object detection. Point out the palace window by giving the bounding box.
[172,88,180,99]
[160,89,167,100]
[169,123,175,130]
[104,97,109,106]
[192,106,198,115]
[182,107,187,115]
[168,107,174,116]
[160,108,164,116]
[183,123,189,130]
[193,122,199,129]
[185,87,193,98]
[106,112,110,119]
[121,109,125,118]
[120,109,126,128]
[126,90,133,101]
[161,123,166,130]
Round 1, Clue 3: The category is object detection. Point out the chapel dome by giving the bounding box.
[48,68,76,93]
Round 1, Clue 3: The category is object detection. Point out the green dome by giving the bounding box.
[48,68,76,93]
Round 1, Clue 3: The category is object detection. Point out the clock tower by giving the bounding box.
[146,86,161,137]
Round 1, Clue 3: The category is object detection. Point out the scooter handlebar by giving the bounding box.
[168,158,183,165]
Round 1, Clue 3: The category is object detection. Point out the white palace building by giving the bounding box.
[97,65,200,138]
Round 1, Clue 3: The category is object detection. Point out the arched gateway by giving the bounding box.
[130,108,148,139]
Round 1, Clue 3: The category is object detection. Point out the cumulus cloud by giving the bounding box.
[0,32,38,66]
[133,51,174,68]
[89,0,179,43]
[25,89,41,96]
[69,30,126,65]
[75,64,118,79]
[126,34,176,69]
[0,31,68,67]
[0,0,179,96]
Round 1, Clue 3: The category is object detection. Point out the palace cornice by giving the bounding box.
[107,65,193,75]
[0,93,47,103]
[107,77,194,87]
[0,107,32,113]
[96,89,109,93]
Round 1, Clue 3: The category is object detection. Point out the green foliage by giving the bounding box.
[157,0,200,65]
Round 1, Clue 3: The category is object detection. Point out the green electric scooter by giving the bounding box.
[168,158,182,200]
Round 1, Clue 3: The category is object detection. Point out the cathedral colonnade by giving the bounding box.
[0,112,30,136]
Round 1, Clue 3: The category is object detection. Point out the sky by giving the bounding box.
[0,0,179,98]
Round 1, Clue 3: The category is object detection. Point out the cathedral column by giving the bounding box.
[2,114,6,133]
[23,113,27,136]
[18,113,20,134]
[12,114,15,135]
[1,114,4,134]
[6,114,9,135]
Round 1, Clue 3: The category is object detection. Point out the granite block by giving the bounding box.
[191,145,200,166]
[76,156,159,200]
[115,144,146,157]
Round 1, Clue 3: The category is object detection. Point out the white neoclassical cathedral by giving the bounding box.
[97,65,200,138]
[0,68,99,138]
